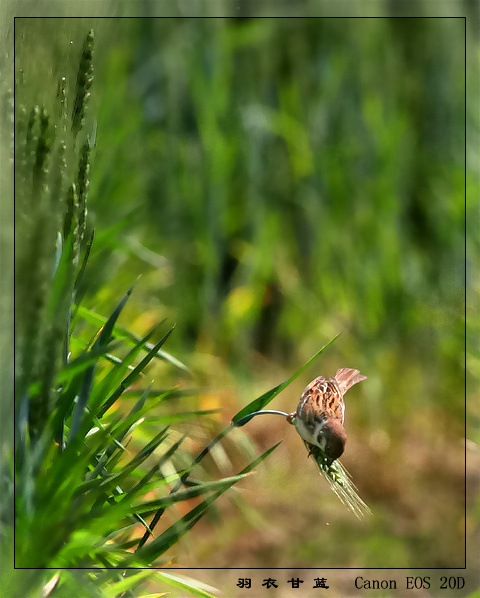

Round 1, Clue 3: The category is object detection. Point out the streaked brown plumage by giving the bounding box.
[288,368,367,465]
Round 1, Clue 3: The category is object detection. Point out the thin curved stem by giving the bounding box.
[233,409,291,427]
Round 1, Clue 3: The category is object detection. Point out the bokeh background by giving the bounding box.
[12,8,478,588]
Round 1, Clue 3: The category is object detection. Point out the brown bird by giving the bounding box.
[288,368,367,465]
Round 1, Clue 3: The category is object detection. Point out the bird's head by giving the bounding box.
[318,419,347,465]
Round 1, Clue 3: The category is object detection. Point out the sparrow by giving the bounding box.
[287,368,367,466]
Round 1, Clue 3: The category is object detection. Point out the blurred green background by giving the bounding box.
[13,9,477,582]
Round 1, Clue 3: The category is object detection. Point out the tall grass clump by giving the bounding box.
[10,28,292,597]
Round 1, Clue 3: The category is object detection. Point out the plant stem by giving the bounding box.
[233,409,292,427]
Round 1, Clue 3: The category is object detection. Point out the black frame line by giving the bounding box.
[12,13,468,574]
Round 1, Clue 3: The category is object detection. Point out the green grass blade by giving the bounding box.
[46,232,74,321]
[46,343,119,389]
[89,323,164,413]
[67,361,96,443]
[92,283,136,350]
[68,285,135,443]
[74,305,190,374]
[232,334,340,425]
[72,229,95,309]
[132,426,171,463]
[118,388,199,408]
[98,327,175,417]
[144,410,220,425]
[128,473,251,516]
[102,571,154,598]
[77,427,171,497]
[129,442,280,565]
[154,572,218,598]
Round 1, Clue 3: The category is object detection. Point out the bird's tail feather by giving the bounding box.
[334,368,367,394]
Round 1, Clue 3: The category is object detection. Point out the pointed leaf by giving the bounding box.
[102,570,153,597]
[98,327,175,417]
[89,322,164,413]
[232,335,340,425]
[74,305,190,373]
[155,572,218,598]
[129,443,280,565]
[68,285,135,443]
